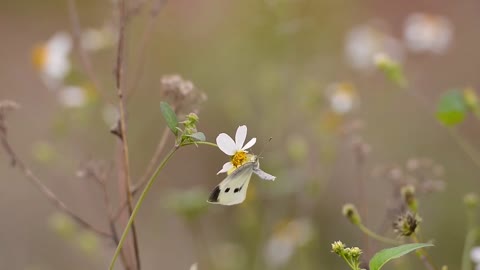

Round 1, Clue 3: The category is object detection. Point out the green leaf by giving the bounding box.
[160,102,178,135]
[436,90,468,126]
[187,132,206,142]
[369,243,434,270]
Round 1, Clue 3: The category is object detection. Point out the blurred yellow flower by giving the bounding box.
[325,82,358,115]
[32,32,72,88]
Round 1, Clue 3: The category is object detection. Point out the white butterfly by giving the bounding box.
[207,156,275,206]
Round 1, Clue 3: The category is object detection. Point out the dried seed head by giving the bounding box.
[393,211,421,237]
[160,74,207,116]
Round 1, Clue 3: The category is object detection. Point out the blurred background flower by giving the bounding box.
[403,13,453,54]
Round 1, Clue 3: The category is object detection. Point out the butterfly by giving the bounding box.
[207,156,275,205]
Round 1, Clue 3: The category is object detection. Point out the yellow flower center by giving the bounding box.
[32,44,47,70]
[231,151,248,167]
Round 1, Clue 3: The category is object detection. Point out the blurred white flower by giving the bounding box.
[32,32,72,88]
[102,104,120,127]
[81,26,115,52]
[58,86,87,108]
[345,22,403,71]
[189,263,198,270]
[216,125,256,174]
[403,13,453,54]
[265,219,313,267]
[472,247,480,263]
[325,82,358,115]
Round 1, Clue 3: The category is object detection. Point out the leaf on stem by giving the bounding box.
[160,101,179,135]
[369,243,434,270]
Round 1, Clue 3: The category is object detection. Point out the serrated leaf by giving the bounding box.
[160,102,178,135]
[436,90,468,126]
[369,243,434,270]
[188,132,206,142]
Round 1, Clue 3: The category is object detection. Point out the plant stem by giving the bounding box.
[108,147,178,270]
[447,128,480,171]
[357,223,400,245]
[412,233,437,270]
[461,208,477,270]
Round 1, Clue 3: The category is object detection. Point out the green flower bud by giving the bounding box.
[463,193,479,209]
[401,185,418,212]
[393,211,421,237]
[331,241,346,255]
[342,204,362,225]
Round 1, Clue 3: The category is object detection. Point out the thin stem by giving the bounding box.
[447,128,480,170]
[126,0,168,101]
[0,125,112,239]
[405,88,480,173]
[67,0,111,104]
[131,127,170,194]
[461,208,477,270]
[411,233,437,270]
[109,147,178,270]
[181,141,218,148]
[115,0,141,268]
[91,170,130,269]
[357,223,400,245]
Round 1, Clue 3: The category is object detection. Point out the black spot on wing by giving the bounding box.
[234,186,243,193]
[207,186,221,203]
[225,188,230,192]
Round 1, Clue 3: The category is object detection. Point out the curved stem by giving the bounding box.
[181,141,218,148]
[411,233,437,270]
[108,147,178,270]
[461,209,478,270]
[357,223,400,245]
[447,128,480,170]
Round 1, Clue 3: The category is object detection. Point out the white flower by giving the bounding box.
[471,247,480,264]
[345,22,403,71]
[216,125,257,174]
[325,82,358,114]
[32,32,72,88]
[404,13,453,54]
[58,86,87,108]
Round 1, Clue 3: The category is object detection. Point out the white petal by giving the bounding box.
[217,162,233,175]
[235,125,247,149]
[242,138,256,150]
[216,133,237,155]
[471,247,480,263]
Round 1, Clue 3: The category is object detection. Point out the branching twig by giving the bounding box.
[114,0,141,269]
[67,0,111,104]
[131,126,170,194]
[126,0,168,101]
[0,114,112,239]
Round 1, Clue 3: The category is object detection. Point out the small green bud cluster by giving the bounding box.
[374,52,408,88]
[331,241,363,270]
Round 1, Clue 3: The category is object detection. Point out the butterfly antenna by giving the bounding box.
[257,137,273,158]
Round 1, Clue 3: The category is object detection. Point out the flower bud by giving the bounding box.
[342,204,362,225]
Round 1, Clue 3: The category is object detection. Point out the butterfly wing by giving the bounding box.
[253,167,276,181]
[252,158,276,181]
[208,162,255,205]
